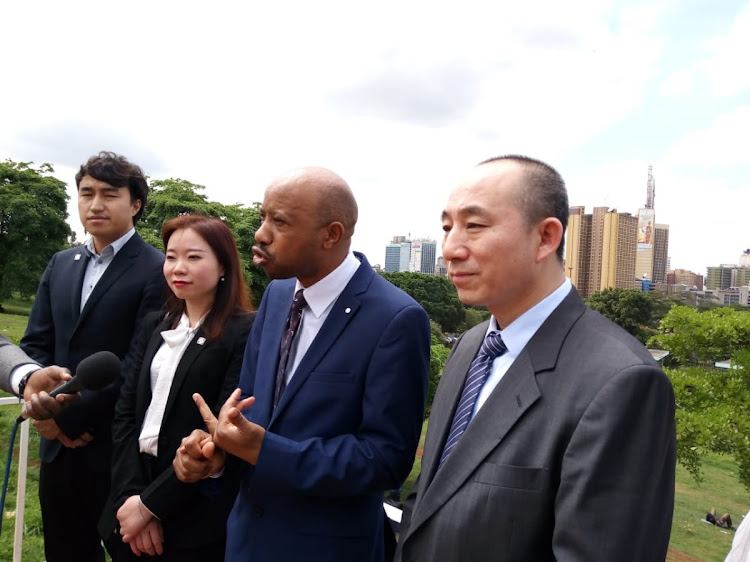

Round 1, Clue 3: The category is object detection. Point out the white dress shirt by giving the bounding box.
[138,314,201,456]
[284,252,361,385]
[474,279,572,415]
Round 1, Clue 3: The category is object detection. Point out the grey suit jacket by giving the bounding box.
[0,334,39,396]
[396,288,676,562]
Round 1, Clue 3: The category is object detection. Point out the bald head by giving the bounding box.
[255,167,359,286]
[271,167,358,240]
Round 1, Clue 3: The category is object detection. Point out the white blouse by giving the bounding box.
[138,314,201,456]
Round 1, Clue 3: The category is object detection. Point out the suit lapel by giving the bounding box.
[70,250,91,323]
[76,235,142,332]
[406,350,540,536]
[162,327,209,421]
[254,283,295,426]
[269,255,374,425]
[135,316,172,423]
[404,288,588,541]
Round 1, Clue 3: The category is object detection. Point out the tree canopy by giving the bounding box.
[380,271,465,333]
[586,287,672,344]
[137,178,268,306]
[649,306,750,367]
[0,160,72,302]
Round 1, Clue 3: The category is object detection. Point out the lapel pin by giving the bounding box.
[197,337,206,345]
[74,254,81,261]
[345,307,351,314]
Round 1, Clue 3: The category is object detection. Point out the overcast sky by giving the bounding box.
[2,0,748,276]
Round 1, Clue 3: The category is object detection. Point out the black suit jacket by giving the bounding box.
[101,310,254,548]
[21,233,165,466]
[397,288,676,562]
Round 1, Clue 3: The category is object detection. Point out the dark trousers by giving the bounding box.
[40,448,111,562]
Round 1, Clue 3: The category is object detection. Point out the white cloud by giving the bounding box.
[697,2,750,97]
[660,69,693,96]
[663,106,750,167]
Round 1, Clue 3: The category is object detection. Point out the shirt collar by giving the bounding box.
[84,227,136,258]
[294,251,361,318]
[487,278,572,355]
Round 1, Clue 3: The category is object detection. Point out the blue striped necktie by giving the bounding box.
[439,331,507,468]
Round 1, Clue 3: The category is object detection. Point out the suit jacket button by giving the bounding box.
[253,506,264,517]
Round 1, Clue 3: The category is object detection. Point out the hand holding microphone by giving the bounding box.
[20,351,121,422]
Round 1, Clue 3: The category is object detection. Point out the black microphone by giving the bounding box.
[15,351,121,424]
[48,351,121,397]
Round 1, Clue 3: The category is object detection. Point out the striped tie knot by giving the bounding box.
[478,330,507,361]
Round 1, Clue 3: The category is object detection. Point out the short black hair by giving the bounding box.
[479,155,569,262]
[75,152,149,223]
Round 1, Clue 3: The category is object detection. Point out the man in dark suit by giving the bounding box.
[174,167,430,562]
[395,156,676,562]
[0,334,73,419]
[21,152,164,562]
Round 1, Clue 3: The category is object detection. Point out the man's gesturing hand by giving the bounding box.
[196,389,265,466]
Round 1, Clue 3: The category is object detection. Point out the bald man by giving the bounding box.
[174,167,430,562]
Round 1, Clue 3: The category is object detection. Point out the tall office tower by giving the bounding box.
[418,239,437,274]
[565,206,592,293]
[565,206,637,298]
[652,224,670,284]
[385,244,402,273]
[408,241,422,272]
[740,250,750,267]
[706,266,734,290]
[384,241,412,273]
[635,165,656,281]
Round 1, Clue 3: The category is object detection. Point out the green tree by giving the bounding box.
[137,178,269,307]
[0,160,72,303]
[667,350,750,489]
[428,334,451,417]
[649,306,750,367]
[380,271,465,332]
[586,287,669,344]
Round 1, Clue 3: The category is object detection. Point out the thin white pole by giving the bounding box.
[13,418,29,562]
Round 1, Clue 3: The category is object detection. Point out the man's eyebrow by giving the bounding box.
[442,205,492,220]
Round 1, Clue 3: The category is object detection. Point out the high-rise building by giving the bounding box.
[653,224,669,284]
[418,239,437,274]
[435,256,447,275]
[706,266,734,290]
[740,250,750,268]
[565,206,637,298]
[384,241,412,273]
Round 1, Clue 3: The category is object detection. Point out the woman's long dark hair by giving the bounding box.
[162,215,252,341]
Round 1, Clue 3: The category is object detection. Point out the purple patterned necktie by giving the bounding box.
[438,331,507,468]
[273,289,307,408]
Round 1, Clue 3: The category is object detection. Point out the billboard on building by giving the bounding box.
[637,209,654,250]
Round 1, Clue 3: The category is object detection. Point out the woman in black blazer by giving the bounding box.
[100,215,254,561]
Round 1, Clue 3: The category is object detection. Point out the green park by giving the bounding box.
[2,160,750,560]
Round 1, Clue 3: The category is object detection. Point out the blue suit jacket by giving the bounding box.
[226,253,430,562]
[21,233,165,466]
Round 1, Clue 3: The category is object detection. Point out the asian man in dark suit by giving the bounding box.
[395,156,676,562]
[21,152,165,562]
[174,167,431,562]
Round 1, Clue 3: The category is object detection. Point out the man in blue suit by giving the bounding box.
[21,152,164,562]
[174,166,430,562]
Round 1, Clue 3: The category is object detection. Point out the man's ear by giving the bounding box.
[535,218,563,263]
[131,198,142,218]
[322,221,345,249]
